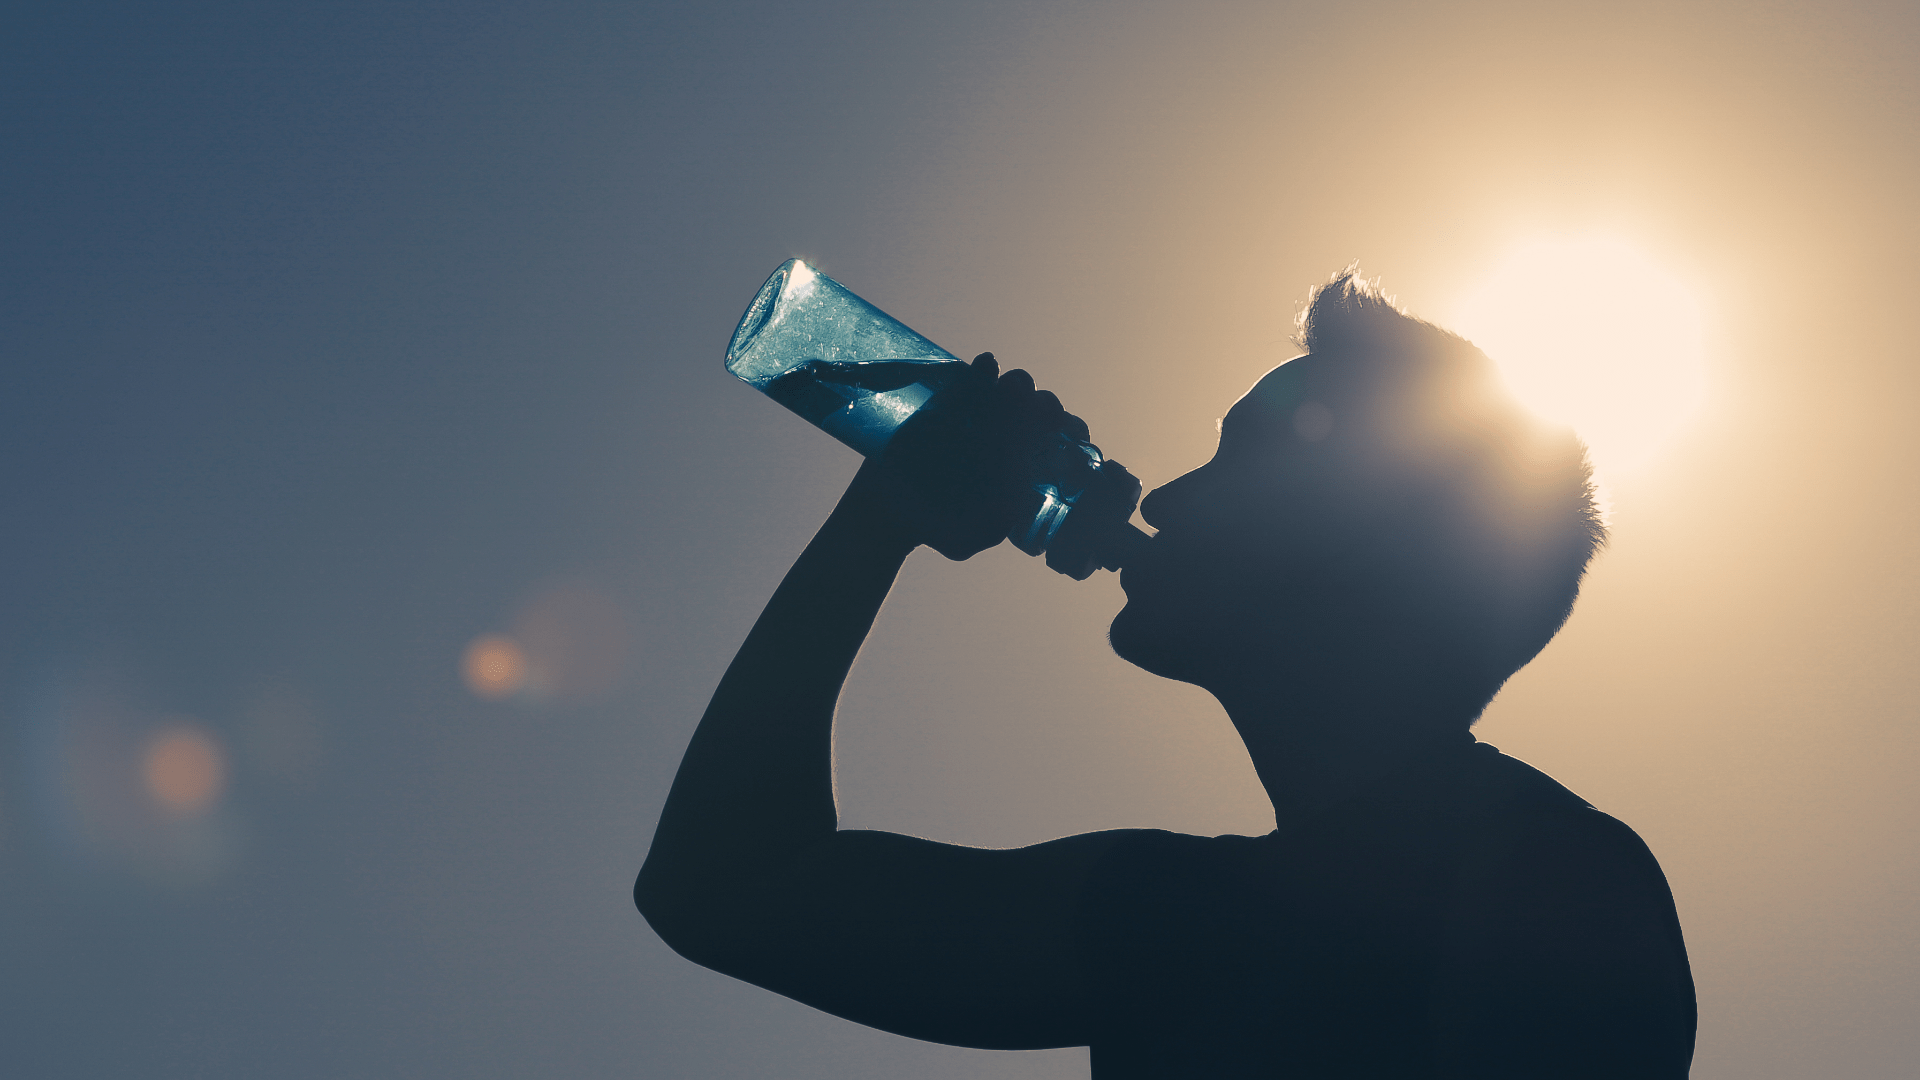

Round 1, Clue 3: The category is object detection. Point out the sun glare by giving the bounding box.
[1450,237,1707,479]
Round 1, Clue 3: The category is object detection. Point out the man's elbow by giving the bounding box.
[634,853,756,971]
[635,854,707,956]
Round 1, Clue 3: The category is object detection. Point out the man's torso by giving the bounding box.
[1074,738,1695,1078]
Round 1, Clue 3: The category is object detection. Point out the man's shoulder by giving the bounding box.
[1455,741,1590,811]
[1411,744,1686,954]
[1460,748,1672,890]
[1434,756,1697,1075]
[1077,827,1266,897]
[1445,752,1691,984]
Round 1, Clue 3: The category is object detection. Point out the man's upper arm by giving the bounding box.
[1430,806,1697,1079]
[648,827,1135,1051]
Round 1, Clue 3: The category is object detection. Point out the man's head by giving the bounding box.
[1109,269,1606,727]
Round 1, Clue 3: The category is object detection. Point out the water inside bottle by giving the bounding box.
[726,260,967,457]
[761,358,973,458]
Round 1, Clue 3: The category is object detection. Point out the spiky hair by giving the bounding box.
[1294,265,1609,704]
[1295,265,1426,355]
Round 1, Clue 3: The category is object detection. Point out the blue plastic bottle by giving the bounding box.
[725,259,1144,579]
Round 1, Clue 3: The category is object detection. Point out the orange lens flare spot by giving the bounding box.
[144,725,226,816]
[463,634,528,700]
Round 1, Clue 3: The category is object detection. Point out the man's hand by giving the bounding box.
[841,352,1094,561]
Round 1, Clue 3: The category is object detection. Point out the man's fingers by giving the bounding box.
[996,370,1067,421]
[970,352,1000,379]
[1028,389,1065,417]
[991,368,1090,445]
[1059,411,1092,443]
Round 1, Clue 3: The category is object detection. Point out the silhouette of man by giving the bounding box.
[637,271,1696,1077]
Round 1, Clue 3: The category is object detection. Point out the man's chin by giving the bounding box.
[1108,603,1203,685]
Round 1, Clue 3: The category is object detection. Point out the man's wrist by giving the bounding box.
[823,475,921,563]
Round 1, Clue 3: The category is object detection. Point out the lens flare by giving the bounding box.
[143,724,226,817]
[1450,237,1707,478]
[463,634,528,699]
[512,581,632,704]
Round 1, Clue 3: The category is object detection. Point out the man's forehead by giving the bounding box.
[1225,356,1317,426]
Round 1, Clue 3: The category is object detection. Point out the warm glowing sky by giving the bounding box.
[1450,236,1709,480]
[3,3,1916,1078]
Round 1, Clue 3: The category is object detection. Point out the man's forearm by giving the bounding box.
[636,480,915,944]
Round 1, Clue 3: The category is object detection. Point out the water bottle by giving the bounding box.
[725,259,1146,579]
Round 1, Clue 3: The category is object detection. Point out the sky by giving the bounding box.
[3,2,1917,1077]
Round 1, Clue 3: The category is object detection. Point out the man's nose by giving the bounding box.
[1139,467,1206,531]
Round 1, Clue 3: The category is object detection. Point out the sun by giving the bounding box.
[1449,237,1708,480]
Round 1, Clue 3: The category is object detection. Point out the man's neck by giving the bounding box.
[1214,685,1468,833]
